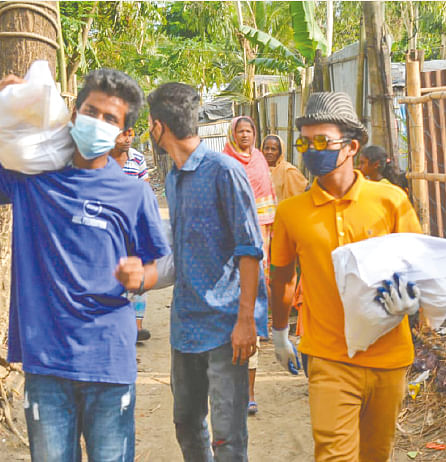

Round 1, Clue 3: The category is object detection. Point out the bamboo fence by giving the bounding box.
[402,51,446,237]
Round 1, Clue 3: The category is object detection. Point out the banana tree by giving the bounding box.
[240,1,327,77]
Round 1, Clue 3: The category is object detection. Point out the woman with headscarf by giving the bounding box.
[261,134,308,202]
[223,115,276,416]
[262,134,308,345]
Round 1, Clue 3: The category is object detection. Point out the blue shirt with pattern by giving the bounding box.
[166,141,268,353]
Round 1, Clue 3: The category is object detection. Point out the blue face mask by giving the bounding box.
[70,114,121,160]
[303,148,341,177]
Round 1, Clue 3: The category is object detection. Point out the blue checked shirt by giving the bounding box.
[166,141,268,353]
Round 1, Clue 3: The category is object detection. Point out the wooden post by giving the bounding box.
[287,90,295,164]
[313,49,324,92]
[356,16,366,123]
[424,73,443,237]
[270,102,277,134]
[252,100,261,149]
[260,96,268,142]
[406,51,429,233]
[300,67,312,116]
[363,2,398,158]
[322,56,331,91]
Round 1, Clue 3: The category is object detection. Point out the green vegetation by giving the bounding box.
[58,1,446,132]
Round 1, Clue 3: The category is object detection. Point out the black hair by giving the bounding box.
[361,145,408,189]
[147,82,200,139]
[235,116,255,132]
[339,125,363,144]
[262,135,282,155]
[76,68,144,130]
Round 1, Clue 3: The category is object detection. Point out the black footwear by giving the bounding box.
[137,328,151,342]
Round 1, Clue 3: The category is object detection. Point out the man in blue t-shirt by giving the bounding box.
[0,69,170,461]
[147,83,267,461]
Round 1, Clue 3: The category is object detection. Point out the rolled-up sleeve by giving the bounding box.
[133,182,171,264]
[217,163,263,260]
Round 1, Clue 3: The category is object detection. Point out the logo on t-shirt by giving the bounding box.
[83,200,103,217]
[72,200,107,230]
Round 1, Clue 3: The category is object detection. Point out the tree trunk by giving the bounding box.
[0,1,58,78]
[363,1,398,159]
[0,0,58,352]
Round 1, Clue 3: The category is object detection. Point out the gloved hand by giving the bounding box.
[272,327,301,375]
[375,272,420,316]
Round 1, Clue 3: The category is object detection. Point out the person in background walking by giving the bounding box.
[223,116,275,416]
[110,128,151,342]
[359,144,408,191]
[261,134,308,365]
[261,134,308,202]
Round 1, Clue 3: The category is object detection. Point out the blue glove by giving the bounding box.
[375,272,420,316]
[272,327,301,375]
[288,344,301,375]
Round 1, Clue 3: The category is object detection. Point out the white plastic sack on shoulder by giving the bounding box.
[152,219,175,290]
[0,60,74,174]
[332,233,446,358]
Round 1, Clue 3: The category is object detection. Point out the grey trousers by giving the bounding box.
[171,342,249,462]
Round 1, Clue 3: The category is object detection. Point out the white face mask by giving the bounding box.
[70,114,121,160]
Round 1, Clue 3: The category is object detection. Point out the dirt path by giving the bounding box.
[134,286,314,462]
[0,208,413,462]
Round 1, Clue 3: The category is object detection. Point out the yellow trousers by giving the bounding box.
[308,356,407,462]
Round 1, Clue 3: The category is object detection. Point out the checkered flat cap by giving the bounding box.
[295,92,368,144]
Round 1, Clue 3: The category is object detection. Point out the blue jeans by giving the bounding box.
[171,342,249,462]
[24,373,135,462]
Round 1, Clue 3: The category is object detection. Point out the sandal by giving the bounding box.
[248,401,258,416]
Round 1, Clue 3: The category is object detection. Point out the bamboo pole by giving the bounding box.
[421,85,446,93]
[287,89,295,164]
[406,172,446,181]
[406,51,430,234]
[399,91,446,104]
[424,73,443,237]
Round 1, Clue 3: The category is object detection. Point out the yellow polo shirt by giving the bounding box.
[271,171,422,368]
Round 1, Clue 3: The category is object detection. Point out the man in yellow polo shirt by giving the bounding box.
[271,92,421,462]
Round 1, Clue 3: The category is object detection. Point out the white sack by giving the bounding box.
[152,219,175,290]
[0,60,74,174]
[332,233,446,358]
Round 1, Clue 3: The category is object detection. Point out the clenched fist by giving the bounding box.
[114,257,144,292]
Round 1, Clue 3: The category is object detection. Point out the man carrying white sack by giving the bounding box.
[270,91,422,462]
[0,68,170,461]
